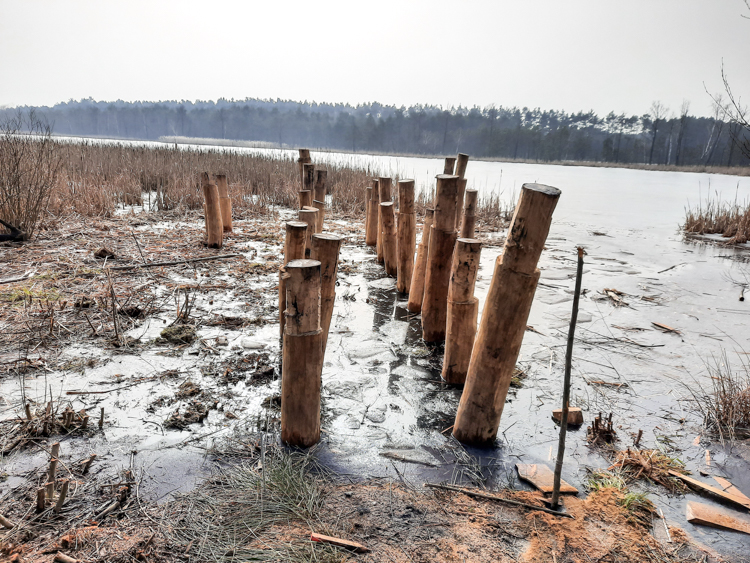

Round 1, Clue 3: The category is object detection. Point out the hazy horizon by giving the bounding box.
[1,0,749,119]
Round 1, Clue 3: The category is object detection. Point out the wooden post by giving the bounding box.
[377,178,391,264]
[365,186,372,242]
[444,157,456,175]
[311,233,342,352]
[215,174,232,233]
[314,170,327,232]
[422,175,459,342]
[279,221,308,337]
[312,200,325,233]
[442,238,482,385]
[453,183,561,445]
[298,190,312,209]
[281,259,323,447]
[455,153,469,179]
[366,181,379,246]
[298,208,318,257]
[454,178,467,231]
[303,163,315,193]
[298,148,312,188]
[460,189,478,238]
[407,209,434,314]
[397,180,416,293]
[380,202,398,276]
[201,172,223,248]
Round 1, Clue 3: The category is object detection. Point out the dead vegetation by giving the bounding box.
[683,193,750,244]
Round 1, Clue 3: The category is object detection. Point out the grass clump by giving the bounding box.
[587,470,657,528]
[683,193,750,244]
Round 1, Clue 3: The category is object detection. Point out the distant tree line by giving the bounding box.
[4,97,749,167]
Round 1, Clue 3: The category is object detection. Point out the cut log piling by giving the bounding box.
[314,170,327,231]
[299,190,312,209]
[381,202,398,276]
[444,157,456,175]
[215,174,233,233]
[298,208,319,257]
[303,163,315,194]
[377,178,392,264]
[312,200,325,233]
[365,186,373,244]
[455,178,467,231]
[407,209,434,314]
[297,148,312,187]
[281,259,323,447]
[422,175,459,342]
[453,183,561,445]
[366,181,379,246]
[442,238,482,385]
[311,233,342,352]
[455,153,469,179]
[397,180,416,293]
[279,221,309,338]
[460,190,478,238]
[201,173,223,248]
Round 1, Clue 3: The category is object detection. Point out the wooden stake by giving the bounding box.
[460,189,478,238]
[311,233,342,352]
[297,148,312,188]
[397,180,416,293]
[54,479,69,513]
[442,238,482,384]
[281,259,323,447]
[298,208,319,257]
[550,247,584,510]
[407,209,434,314]
[215,174,233,233]
[99,407,104,429]
[455,153,469,179]
[365,186,373,244]
[422,174,459,342]
[36,487,45,512]
[298,190,312,209]
[381,202,398,276]
[377,178,392,264]
[453,184,561,445]
[455,178,467,231]
[201,172,223,248]
[303,163,315,194]
[280,221,309,337]
[444,157,456,175]
[366,181,379,246]
[314,170,327,231]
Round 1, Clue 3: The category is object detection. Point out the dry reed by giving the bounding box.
[683,192,750,244]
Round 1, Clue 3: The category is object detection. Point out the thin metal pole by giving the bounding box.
[551,246,584,509]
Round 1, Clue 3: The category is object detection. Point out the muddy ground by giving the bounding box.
[1,201,750,562]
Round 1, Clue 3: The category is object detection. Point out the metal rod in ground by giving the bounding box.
[550,246,584,509]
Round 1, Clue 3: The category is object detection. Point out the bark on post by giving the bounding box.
[366,180,379,247]
[377,178,391,264]
[455,153,469,179]
[215,174,233,233]
[314,170,327,232]
[442,238,482,385]
[297,148,312,188]
[299,190,312,209]
[407,209,434,314]
[455,178,467,231]
[422,175,459,342]
[201,172,223,248]
[281,259,323,447]
[312,200,325,233]
[365,186,373,244]
[298,208,319,257]
[460,190,478,238]
[444,157,456,175]
[380,202,398,276]
[303,163,315,194]
[279,221,308,337]
[396,180,416,293]
[453,183,561,446]
[311,233,342,352]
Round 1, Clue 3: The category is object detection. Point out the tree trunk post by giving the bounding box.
[314,170,327,232]
[365,186,373,244]
[311,233,342,353]
[422,174,459,342]
[366,180,379,246]
[453,183,561,446]
[444,157,456,175]
[407,209,434,314]
[377,178,391,264]
[396,179,416,293]
[460,189,478,238]
[201,172,223,248]
[455,178,467,231]
[380,202,398,276]
[442,238,482,385]
[279,221,308,338]
[455,153,469,179]
[215,174,233,233]
[298,208,319,257]
[297,148,312,188]
[303,162,315,193]
[281,259,323,447]
[312,200,325,233]
[299,190,312,209]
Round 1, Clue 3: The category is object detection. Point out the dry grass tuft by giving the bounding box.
[683,192,750,244]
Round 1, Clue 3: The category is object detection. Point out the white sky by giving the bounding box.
[1,0,748,117]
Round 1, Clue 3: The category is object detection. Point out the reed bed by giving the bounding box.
[683,193,750,244]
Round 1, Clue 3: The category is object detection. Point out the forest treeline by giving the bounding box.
[3,98,749,167]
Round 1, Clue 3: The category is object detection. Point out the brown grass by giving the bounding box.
[683,192,750,244]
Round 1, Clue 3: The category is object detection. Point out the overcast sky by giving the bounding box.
[1,0,748,117]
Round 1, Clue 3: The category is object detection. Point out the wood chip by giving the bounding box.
[651,322,681,334]
[310,533,369,553]
[516,464,578,494]
[686,501,750,535]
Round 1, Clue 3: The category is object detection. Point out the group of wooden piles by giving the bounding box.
[364,155,561,447]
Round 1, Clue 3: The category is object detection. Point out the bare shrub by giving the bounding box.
[0,110,61,238]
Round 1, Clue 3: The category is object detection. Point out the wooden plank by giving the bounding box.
[686,501,750,535]
[310,533,369,553]
[712,476,750,504]
[668,470,750,510]
[516,464,578,494]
